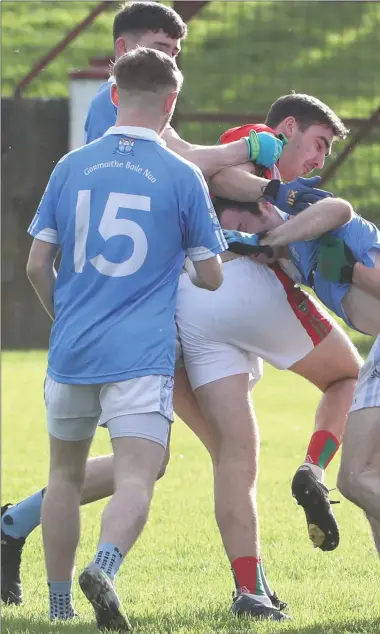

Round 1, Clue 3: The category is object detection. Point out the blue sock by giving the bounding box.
[93,543,123,581]
[48,580,75,620]
[2,489,45,539]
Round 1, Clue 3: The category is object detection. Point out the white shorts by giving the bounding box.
[44,374,173,444]
[176,258,333,390]
[350,336,380,413]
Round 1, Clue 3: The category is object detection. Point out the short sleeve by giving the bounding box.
[28,164,63,244]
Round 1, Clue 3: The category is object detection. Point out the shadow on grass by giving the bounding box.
[2,610,380,634]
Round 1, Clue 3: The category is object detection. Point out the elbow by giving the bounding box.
[208,172,225,197]
[26,257,44,284]
[333,198,354,225]
[203,271,223,291]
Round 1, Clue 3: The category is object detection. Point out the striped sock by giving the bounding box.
[232,557,271,606]
[259,560,273,597]
[93,542,123,581]
[304,430,340,481]
[48,580,75,620]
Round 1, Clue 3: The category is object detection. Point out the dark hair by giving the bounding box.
[113,1,187,42]
[213,197,262,219]
[266,93,348,139]
[113,47,183,93]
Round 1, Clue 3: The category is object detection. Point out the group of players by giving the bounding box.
[2,2,380,631]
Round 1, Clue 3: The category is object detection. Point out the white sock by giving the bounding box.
[302,462,324,483]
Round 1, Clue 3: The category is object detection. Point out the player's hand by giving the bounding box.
[263,177,334,215]
[223,229,274,258]
[316,235,356,283]
[244,130,287,168]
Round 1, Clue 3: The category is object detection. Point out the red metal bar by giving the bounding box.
[14,1,113,97]
[320,105,380,185]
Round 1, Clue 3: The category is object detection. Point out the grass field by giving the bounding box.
[2,351,380,634]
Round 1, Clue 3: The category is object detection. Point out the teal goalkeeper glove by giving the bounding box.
[316,235,356,283]
[244,130,287,168]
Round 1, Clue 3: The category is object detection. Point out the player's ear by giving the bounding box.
[164,90,179,115]
[111,83,119,108]
[115,36,127,59]
[281,116,297,140]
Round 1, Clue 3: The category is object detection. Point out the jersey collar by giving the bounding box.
[103,126,166,146]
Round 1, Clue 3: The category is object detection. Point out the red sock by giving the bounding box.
[231,557,266,596]
[305,430,340,470]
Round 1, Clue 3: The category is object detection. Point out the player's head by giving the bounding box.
[113,1,187,61]
[112,48,183,132]
[266,93,348,181]
[213,197,282,234]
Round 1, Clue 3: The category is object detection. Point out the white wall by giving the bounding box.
[69,79,104,150]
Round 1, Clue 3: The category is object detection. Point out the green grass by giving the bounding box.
[2,351,380,634]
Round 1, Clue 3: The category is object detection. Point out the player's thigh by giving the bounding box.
[44,376,101,443]
[48,434,94,486]
[194,374,259,462]
[174,365,217,458]
[111,435,166,489]
[340,407,380,474]
[100,375,173,450]
[290,319,363,391]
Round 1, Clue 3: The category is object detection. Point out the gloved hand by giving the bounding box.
[316,234,356,283]
[223,229,274,258]
[244,130,287,169]
[263,177,334,215]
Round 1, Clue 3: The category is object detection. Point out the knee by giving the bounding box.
[337,464,358,504]
[156,447,170,481]
[216,442,259,487]
[337,459,376,507]
[49,466,85,494]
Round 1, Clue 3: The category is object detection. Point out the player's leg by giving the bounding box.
[365,515,380,555]
[42,434,93,619]
[338,408,380,522]
[1,424,171,607]
[40,378,100,621]
[174,365,217,457]
[194,373,288,621]
[79,376,170,631]
[289,321,362,551]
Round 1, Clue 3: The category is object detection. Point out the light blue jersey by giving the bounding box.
[28,126,227,384]
[84,79,117,144]
[287,212,380,328]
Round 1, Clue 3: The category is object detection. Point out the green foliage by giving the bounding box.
[2,352,380,633]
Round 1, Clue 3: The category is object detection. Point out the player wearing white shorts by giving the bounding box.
[3,2,326,614]
[215,182,380,555]
[25,50,226,629]
[1,90,354,621]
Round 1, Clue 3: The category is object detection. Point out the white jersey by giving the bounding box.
[350,336,380,412]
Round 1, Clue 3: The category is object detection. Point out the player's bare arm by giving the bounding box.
[163,126,284,180]
[184,255,223,291]
[209,163,270,202]
[26,239,59,320]
[261,198,353,247]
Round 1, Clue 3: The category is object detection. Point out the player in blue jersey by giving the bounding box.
[219,194,380,554]
[0,92,351,618]
[25,49,226,630]
[84,1,325,208]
